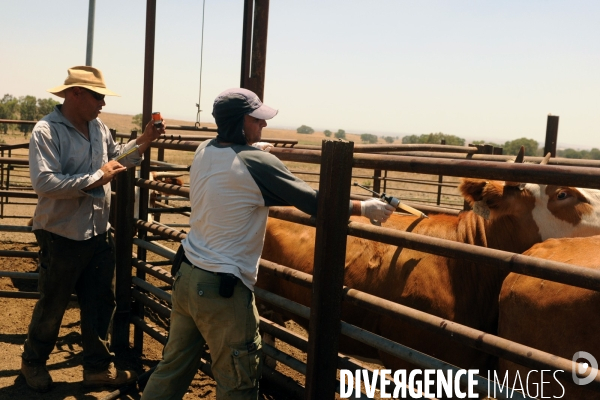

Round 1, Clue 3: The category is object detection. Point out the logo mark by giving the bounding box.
[572,351,598,386]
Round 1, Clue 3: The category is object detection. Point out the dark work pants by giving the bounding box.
[22,230,117,371]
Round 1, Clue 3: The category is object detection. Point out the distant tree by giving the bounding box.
[296,125,314,134]
[560,148,584,159]
[323,129,332,137]
[18,95,37,135]
[36,97,60,119]
[0,94,19,134]
[132,113,143,131]
[360,133,378,144]
[384,136,394,144]
[503,137,538,156]
[334,129,346,139]
[401,134,419,144]
[590,148,600,160]
[402,132,465,146]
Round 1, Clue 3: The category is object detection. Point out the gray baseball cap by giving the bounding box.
[213,88,278,120]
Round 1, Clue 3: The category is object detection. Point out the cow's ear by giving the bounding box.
[459,179,488,205]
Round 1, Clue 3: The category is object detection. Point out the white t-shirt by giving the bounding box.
[182,139,318,290]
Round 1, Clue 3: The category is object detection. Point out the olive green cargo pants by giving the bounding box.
[142,260,262,400]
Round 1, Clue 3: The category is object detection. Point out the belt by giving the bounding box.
[181,253,234,278]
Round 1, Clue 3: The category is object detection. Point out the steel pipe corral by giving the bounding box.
[0,157,30,165]
[352,153,600,188]
[132,258,174,285]
[0,290,77,301]
[305,141,354,399]
[138,142,600,187]
[353,144,478,153]
[135,178,190,197]
[131,290,171,319]
[254,286,524,399]
[0,271,38,279]
[0,225,34,233]
[347,221,600,293]
[390,151,600,167]
[0,250,37,258]
[0,119,37,125]
[134,219,187,242]
[116,142,600,396]
[256,260,563,397]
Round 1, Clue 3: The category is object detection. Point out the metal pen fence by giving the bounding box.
[113,141,600,399]
[3,119,600,398]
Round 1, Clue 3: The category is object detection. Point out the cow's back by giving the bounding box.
[257,212,504,367]
[498,236,600,399]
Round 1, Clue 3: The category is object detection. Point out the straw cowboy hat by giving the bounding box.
[48,66,119,98]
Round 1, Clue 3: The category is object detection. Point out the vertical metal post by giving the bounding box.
[86,0,96,66]
[372,169,381,194]
[382,169,388,193]
[544,115,559,157]
[112,168,136,350]
[240,0,270,100]
[240,0,253,89]
[305,140,354,400]
[140,0,156,245]
[436,139,445,206]
[0,149,4,218]
[133,0,157,352]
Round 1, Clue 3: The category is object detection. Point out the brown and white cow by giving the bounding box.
[257,178,600,374]
[498,236,600,399]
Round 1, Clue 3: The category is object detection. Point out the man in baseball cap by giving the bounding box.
[141,88,394,399]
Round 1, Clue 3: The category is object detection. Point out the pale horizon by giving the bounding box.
[3,1,599,150]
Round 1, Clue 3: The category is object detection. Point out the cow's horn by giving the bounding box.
[540,152,551,165]
[152,172,185,178]
[514,146,525,163]
[505,146,526,187]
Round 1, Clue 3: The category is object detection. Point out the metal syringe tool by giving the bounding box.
[113,145,140,162]
[353,182,428,219]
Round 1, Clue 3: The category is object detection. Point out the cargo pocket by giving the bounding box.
[230,334,262,390]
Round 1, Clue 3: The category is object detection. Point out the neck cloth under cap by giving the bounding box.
[212,88,278,145]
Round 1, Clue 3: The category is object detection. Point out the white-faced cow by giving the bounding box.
[257,178,600,374]
[498,235,600,399]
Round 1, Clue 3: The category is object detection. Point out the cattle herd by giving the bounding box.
[136,155,600,398]
[257,176,600,399]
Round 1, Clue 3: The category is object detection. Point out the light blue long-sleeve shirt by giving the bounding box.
[29,105,141,240]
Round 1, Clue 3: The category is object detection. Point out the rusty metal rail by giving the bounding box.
[257,257,598,393]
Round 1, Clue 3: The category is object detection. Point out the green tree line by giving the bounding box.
[0,93,60,135]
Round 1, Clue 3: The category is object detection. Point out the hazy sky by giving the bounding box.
[3,1,599,148]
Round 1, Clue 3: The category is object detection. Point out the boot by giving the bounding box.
[82,362,138,388]
[21,359,53,392]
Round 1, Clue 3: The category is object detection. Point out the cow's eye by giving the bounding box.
[557,191,569,200]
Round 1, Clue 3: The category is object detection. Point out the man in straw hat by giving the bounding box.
[21,66,165,392]
[141,88,394,399]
